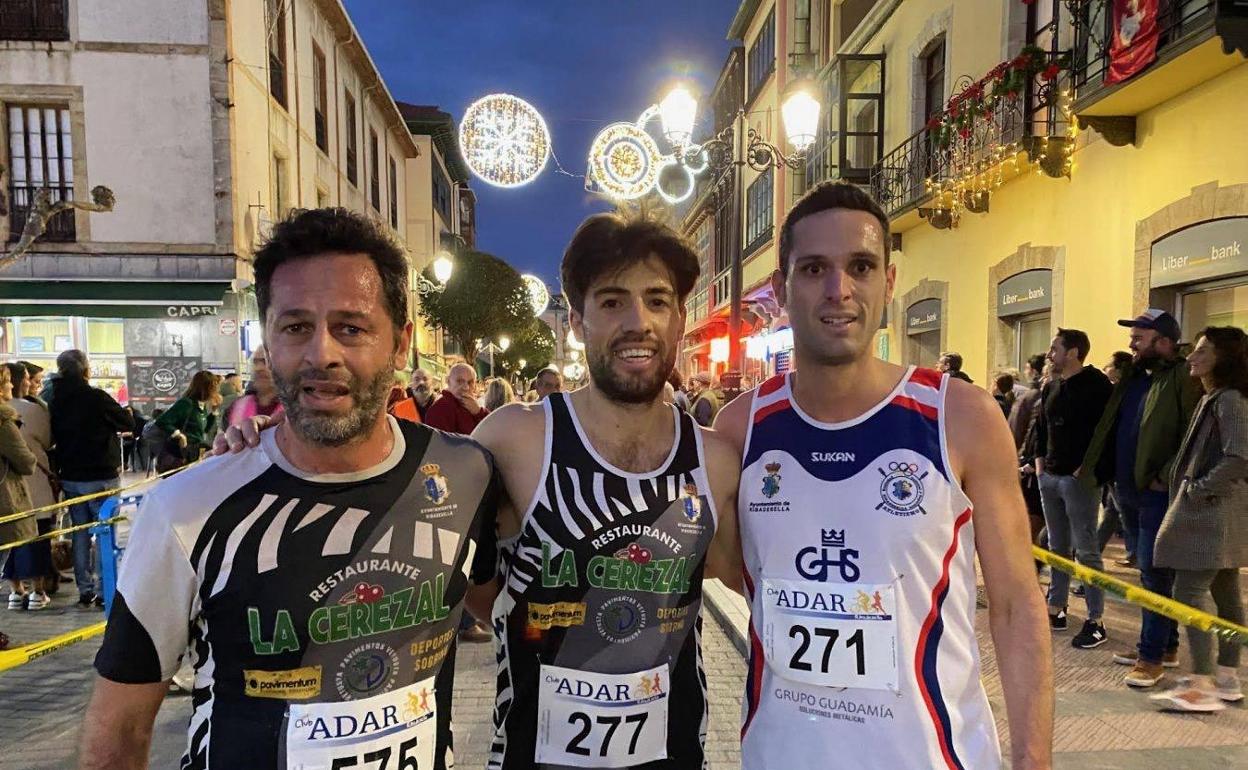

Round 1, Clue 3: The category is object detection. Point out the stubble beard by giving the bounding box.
[273,366,393,446]
[588,340,675,405]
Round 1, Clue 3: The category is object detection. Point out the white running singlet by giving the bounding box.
[739,367,1001,770]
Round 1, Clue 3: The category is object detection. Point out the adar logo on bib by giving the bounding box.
[876,462,927,517]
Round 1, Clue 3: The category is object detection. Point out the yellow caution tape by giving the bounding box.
[0,516,130,553]
[1034,546,1248,646]
[0,621,107,674]
[0,461,197,527]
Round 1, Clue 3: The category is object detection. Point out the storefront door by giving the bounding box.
[1178,280,1248,341]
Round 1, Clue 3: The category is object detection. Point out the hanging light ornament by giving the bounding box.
[459,94,551,188]
[521,274,550,317]
[586,105,705,204]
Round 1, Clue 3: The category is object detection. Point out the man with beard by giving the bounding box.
[712,183,1052,769]
[1081,309,1200,688]
[81,209,499,770]
[467,213,741,768]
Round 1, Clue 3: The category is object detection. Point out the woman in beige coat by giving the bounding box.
[1153,326,1248,711]
[0,364,38,618]
[4,363,56,609]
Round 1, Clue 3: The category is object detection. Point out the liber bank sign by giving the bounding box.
[1151,217,1248,288]
[997,269,1052,317]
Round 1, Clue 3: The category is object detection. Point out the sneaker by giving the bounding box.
[1048,608,1068,631]
[7,593,28,611]
[1125,662,1166,688]
[1072,584,1086,597]
[1150,685,1225,712]
[25,592,50,611]
[458,621,492,644]
[1214,673,1244,703]
[78,592,98,608]
[93,594,104,608]
[1072,620,1108,649]
[1114,555,1137,567]
[1112,649,1180,667]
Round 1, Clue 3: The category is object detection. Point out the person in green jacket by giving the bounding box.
[1079,309,1201,689]
[156,371,222,463]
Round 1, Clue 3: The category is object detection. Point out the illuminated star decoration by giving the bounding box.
[459,94,551,188]
[586,105,707,204]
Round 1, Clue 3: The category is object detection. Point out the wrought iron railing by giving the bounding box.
[1071,0,1215,94]
[7,183,75,242]
[0,0,68,41]
[870,49,1071,218]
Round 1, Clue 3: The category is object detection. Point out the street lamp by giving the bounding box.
[658,79,820,389]
[481,336,510,378]
[659,84,697,148]
[417,250,455,295]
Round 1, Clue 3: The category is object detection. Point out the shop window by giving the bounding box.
[1179,282,1248,342]
[7,104,75,242]
[1015,313,1051,371]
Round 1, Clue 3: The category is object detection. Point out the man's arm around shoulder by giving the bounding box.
[945,379,1053,770]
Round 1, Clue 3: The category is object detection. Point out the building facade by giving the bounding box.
[801,0,1248,382]
[1,0,466,409]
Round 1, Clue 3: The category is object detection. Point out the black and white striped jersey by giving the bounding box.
[95,417,498,770]
[491,393,716,769]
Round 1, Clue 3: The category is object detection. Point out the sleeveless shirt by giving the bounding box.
[491,393,717,769]
[739,368,1001,770]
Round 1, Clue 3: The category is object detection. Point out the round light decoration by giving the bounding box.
[459,94,551,188]
[586,106,705,205]
[521,274,550,317]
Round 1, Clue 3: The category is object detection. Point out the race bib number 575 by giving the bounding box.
[287,678,437,770]
[760,577,898,692]
[536,663,669,768]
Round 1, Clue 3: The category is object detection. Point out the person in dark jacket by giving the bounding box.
[48,349,133,607]
[1033,328,1114,648]
[939,351,974,384]
[1081,309,1202,688]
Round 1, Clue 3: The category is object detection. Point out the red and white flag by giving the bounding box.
[1106,0,1160,84]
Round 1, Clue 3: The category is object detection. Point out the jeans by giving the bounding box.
[1117,482,1179,663]
[61,478,118,597]
[1172,568,1243,675]
[1039,472,1105,620]
[1094,484,1136,555]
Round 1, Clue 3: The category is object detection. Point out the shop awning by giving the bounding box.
[0,281,232,319]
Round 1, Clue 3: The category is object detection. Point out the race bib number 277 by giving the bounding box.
[536,663,669,768]
[760,578,898,692]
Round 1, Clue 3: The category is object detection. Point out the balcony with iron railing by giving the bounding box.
[7,183,75,242]
[0,0,69,41]
[869,48,1072,223]
[1069,0,1246,144]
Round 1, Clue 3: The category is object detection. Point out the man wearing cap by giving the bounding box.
[689,372,722,426]
[1081,309,1201,688]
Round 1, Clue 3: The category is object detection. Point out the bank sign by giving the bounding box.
[906,298,941,335]
[997,269,1053,317]
[1151,217,1248,288]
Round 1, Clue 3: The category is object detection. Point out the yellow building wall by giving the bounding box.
[890,62,1248,383]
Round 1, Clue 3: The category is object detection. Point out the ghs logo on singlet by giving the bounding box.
[876,462,927,517]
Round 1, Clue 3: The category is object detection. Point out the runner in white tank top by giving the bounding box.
[713,183,1054,770]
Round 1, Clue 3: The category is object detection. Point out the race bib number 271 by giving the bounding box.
[760,578,898,692]
[536,663,669,768]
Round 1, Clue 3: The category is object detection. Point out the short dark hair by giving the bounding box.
[57,349,88,379]
[1199,326,1248,396]
[1109,350,1132,373]
[994,372,1015,394]
[254,208,410,331]
[779,181,891,276]
[940,352,963,371]
[560,212,699,315]
[1027,354,1047,377]
[1055,328,1091,361]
